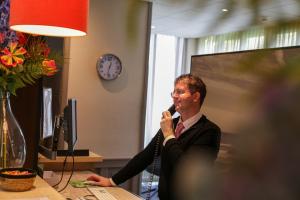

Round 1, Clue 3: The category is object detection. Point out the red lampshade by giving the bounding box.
[9,0,89,37]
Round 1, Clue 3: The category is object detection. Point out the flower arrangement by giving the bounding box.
[0,0,58,95]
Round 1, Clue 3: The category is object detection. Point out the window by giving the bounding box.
[144,34,178,145]
[141,34,185,199]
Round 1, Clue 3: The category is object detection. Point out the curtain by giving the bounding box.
[197,23,300,54]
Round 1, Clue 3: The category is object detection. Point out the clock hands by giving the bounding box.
[107,61,112,75]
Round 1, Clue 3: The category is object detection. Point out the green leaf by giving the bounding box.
[15,76,26,88]
[25,73,35,84]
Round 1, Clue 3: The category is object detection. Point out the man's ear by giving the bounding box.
[193,92,201,103]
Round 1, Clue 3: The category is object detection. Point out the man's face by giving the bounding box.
[172,81,198,113]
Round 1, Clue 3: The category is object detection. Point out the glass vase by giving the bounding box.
[0,91,26,169]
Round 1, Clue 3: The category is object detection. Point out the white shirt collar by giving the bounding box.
[177,110,202,133]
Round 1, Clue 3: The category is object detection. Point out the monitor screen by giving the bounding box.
[42,88,53,139]
[63,98,77,152]
[39,87,60,160]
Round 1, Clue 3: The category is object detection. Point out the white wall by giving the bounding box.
[63,0,150,159]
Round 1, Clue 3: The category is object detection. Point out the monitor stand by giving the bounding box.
[56,149,89,156]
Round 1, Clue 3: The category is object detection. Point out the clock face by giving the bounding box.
[96,54,122,80]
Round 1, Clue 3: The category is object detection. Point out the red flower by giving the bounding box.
[0,33,5,44]
[16,32,27,46]
[1,42,26,67]
[42,59,57,76]
[41,43,50,57]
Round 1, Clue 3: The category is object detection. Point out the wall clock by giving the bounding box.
[96,54,122,80]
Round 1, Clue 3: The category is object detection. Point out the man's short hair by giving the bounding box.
[175,74,207,106]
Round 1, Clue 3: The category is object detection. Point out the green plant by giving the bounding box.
[0,35,58,95]
[0,0,58,95]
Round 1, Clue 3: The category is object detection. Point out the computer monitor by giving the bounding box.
[63,98,77,153]
[56,98,90,156]
[39,96,88,158]
[39,94,78,159]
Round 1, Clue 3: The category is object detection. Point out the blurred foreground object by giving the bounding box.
[175,82,300,200]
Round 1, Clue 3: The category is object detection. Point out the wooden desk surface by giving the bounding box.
[56,171,143,200]
[0,176,65,200]
[38,151,103,171]
[1,171,143,200]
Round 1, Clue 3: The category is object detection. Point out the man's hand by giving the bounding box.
[160,111,174,138]
[86,175,112,187]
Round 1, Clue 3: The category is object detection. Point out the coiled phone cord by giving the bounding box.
[145,132,161,200]
[145,105,175,200]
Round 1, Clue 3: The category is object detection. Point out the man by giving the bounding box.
[87,74,221,200]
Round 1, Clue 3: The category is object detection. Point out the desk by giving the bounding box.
[0,176,65,200]
[38,151,103,171]
[0,171,143,200]
[55,171,143,200]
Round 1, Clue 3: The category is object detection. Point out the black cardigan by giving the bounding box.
[112,115,221,200]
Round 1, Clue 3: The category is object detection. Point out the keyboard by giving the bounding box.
[87,187,118,200]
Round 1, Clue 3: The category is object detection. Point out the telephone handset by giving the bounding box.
[145,104,176,200]
[168,104,176,116]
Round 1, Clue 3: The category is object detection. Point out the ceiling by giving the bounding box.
[148,0,300,38]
